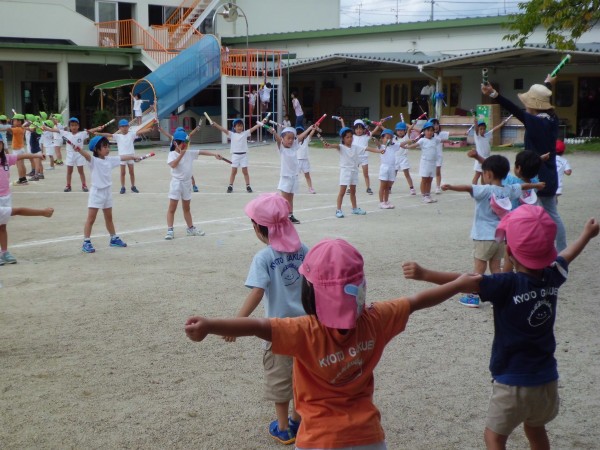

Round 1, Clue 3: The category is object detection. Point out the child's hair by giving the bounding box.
[339,127,353,141]
[301,277,317,316]
[88,136,109,158]
[265,82,272,89]
[481,154,510,180]
[514,150,542,180]
[0,140,6,166]
[135,93,142,99]
[250,218,269,241]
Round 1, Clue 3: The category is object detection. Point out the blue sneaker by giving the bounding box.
[82,240,95,253]
[459,294,480,308]
[352,207,366,215]
[335,209,344,218]
[288,417,301,436]
[193,185,199,193]
[1,251,17,264]
[109,236,127,248]
[119,187,126,194]
[269,419,295,445]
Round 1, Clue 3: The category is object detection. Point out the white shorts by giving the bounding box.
[41,136,54,149]
[46,146,55,157]
[474,160,483,172]
[231,153,248,168]
[134,109,142,118]
[297,159,311,174]
[419,159,436,178]
[88,186,113,209]
[12,148,25,156]
[120,159,135,166]
[169,178,193,201]
[340,168,359,186]
[395,155,410,171]
[0,206,11,225]
[53,138,63,147]
[379,164,396,182]
[66,151,87,167]
[436,148,443,167]
[278,175,299,194]
[0,194,12,208]
[358,154,369,166]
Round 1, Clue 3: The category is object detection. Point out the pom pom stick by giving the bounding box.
[331,115,342,121]
[550,54,571,77]
[203,112,213,125]
[313,114,327,128]
[482,68,489,85]
[137,152,155,161]
[400,113,405,123]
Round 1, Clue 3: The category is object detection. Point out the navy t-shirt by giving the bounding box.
[479,257,568,386]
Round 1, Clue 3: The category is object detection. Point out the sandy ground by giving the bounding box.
[1,141,599,450]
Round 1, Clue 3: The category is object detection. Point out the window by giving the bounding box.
[393,84,399,107]
[384,84,391,108]
[401,84,408,107]
[75,0,95,21]
[554,81,573,107]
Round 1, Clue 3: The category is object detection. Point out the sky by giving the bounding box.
[339,0,525,27]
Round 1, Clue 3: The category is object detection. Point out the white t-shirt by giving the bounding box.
[133,99,144,113]
[279,141,299,177]
[60,130,89,153]
[556,155,571,194]
[380,141,397,166]
[417,136,440,161]
[259,86,271,103]
[352,134,370,158]
[113,131,136,156]
[292,98,303,116]
[339,144,361,169]
[248,92,257,107]
[168,149,200,181]
[296,136,311,160]
[473,132,492,170]
[228,130,251,154]
[89,156,121,189]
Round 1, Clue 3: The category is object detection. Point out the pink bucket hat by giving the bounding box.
[495,205,557,269]
[299,239,366,329]
[244,193,301,253]
[490,194,512,218]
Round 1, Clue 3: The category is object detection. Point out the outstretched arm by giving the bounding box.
[489,115,513,133]
[559,218,599,264]
[185,316,272,342]
[407,272,482,313]
[223,288,264,342]
[441,183,473,194]
[323,142,340,151]
[74,146,91,163]
[403,261,463,285]
[521,181,546,191]
[211,121,230,135]
[198,150,223,160]
[156,123,173,140]
[467,148,485,164]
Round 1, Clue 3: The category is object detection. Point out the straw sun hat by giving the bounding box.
[517,84,553,110]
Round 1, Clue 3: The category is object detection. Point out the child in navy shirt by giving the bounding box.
[402,205,599,450]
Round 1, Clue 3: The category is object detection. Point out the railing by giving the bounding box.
[221,49,289,78]
[163,0,202,27]
[96,19,178,64]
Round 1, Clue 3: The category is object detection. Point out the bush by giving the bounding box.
[92,110,116,133]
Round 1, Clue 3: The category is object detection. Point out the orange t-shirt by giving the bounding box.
[11,126,25,150]
[271,299,411,449]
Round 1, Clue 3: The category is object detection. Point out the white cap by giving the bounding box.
[353,119,365,127]
[281,127,296,135]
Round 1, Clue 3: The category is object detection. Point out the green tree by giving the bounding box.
[504,0,600,50]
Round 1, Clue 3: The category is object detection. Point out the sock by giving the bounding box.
[83,238,91,242]
[168,227,174,231]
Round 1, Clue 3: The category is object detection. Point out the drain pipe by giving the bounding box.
[418,65,442,119]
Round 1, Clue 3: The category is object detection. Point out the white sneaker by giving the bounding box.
[435,187,442,194]
[422,196,434,204]
[379,202,387,209]
[187,226,205,237]
[410,188,416,195]
[385,202,395,209]
[165,230,174,240]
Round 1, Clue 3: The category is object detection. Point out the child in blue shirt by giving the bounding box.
[402,206,599,450]
[224,193,308,445]
[442,155,544,307]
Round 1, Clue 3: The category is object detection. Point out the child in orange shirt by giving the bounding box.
[185,239,480,449]
[8,113,29,185]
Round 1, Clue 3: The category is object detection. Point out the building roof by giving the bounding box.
[283,44,600,74]
[223,16,510,44]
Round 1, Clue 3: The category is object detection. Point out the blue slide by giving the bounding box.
[134,35,221,119]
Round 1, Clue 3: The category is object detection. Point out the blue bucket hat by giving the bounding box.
[175,127,185,132]
[232,118,244,127]
[381,129,394,138]
[88,136,108,151]
[477,120,487,127]
[395,122,407,131]
[422,121,435,130]
[295,126,305,133]
[69,117,79,124]
[118,119,129,127]
[339,126,352,137]
[173,130,188,141]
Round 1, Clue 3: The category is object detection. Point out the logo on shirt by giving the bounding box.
[528,299,552,327]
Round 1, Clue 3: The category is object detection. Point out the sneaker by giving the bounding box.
[109,236,127,247]
[269,420,295,445]
[288,417,301,436]
[64,185,71,192]
[435,187,442,194]
[131,186,139,193]
[37,173,45,180]
[352,207,367,215]
[193,185,199,193]
[289,214,300,224]
[186,226,205,237]
[410,187,416,195]
[165,229,174,240]
[27,170,35,177]
[227,185,233,193]
[422,196,437,204]
[379,202,387,209]
[459,294,480,308]
[335,209,344,218]
[120,187,126,194]
[82,185,89,192]
[57,160,64,166]
[28,175,39,181]
[366,187,373,195]
[385,202,395,209]
[246,185,253,193]
[0,258,4,266]
[82,240,95,254]
[46,166,55,170]
[308,187,316,194]
[15,179,28,185]
[1,251,17,264]
[346,188,350,195]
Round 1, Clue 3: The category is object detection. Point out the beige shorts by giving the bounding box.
[263,342,293,403]
[473,240,505,262]
[486,380,559,436]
